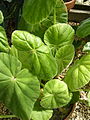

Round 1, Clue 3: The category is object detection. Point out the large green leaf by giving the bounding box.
[12,30,57,80]
[0,10,4,24]
[30,101,53,120]
[18,0,68,39]
[0,53,40,120]
[22,0,57,24]
[40,79,72,109]
[64,53,90,91]
[55,44,75,74]
[44,23,74,54]
[76,18,90,38]
[0,26,9,52]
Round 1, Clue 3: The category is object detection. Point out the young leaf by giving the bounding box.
[12,30,57,80]
[76,18,90,38]
[40,79,72,109]
[44,23,74,52]
[55,44,75,74]
[30,101,53,120]
[0,53,40,120]
[22,0,57,24]
[0,10,4,24]
[64,53,90,91]
[0,26,9,52]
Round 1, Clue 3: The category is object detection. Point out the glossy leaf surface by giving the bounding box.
[0,53,40,120]
[40,79,72,109]
[55,44,74,74]
[12,30,57,80]
[30,101,53,120]
[0,26,9,52]
[76,18,90,38]
[44,23,74,51]
[22,0,57,24]
[64,54,90,91]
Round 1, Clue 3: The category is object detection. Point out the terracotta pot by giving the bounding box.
[65,0,76,10]
[50,103,76,120]
[64,103,76,120]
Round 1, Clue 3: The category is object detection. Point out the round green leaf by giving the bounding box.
[22,0,57,24]
[0,11,4,24]
[0,26,9,52]
[76,18,90,38]
[0,53,40,120]
[40,79,72,109]
[12,30,57,80]
[30,101,53,120]
[44,23,74,50]
[55,44,75,74]
[64,53,90,91]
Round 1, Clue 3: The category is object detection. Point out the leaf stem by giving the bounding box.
[40,83,44,88]
[78,89,90,92]
[53,8,56,25]
[0,115,16,118]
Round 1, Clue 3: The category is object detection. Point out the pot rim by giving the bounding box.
[64,103,76,120]
[65,0,76,10]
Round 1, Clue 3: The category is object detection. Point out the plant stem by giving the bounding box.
[0,115,16,118]
[53,8,56,25]
[78,89,90,92]
[40,83,44,88]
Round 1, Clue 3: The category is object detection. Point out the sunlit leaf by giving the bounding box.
[0,53,40,120]
[40,79,72,109]
[64,53,90,91]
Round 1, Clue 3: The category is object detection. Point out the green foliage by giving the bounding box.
[76,18,90,38]
[12,30,57,80]
[0,1,90,120]
[55,0,68,23]
[30,101,53,120]
[69,91,80,104]
[18,0,68,40]
[40,79,72,109]
[0,26,9,52]
[0,11,4,24]
[0,53,40,120]
[22,0,57,24]
[55,44,75,74]
[44,23,74,54]
[64,53,90,91]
